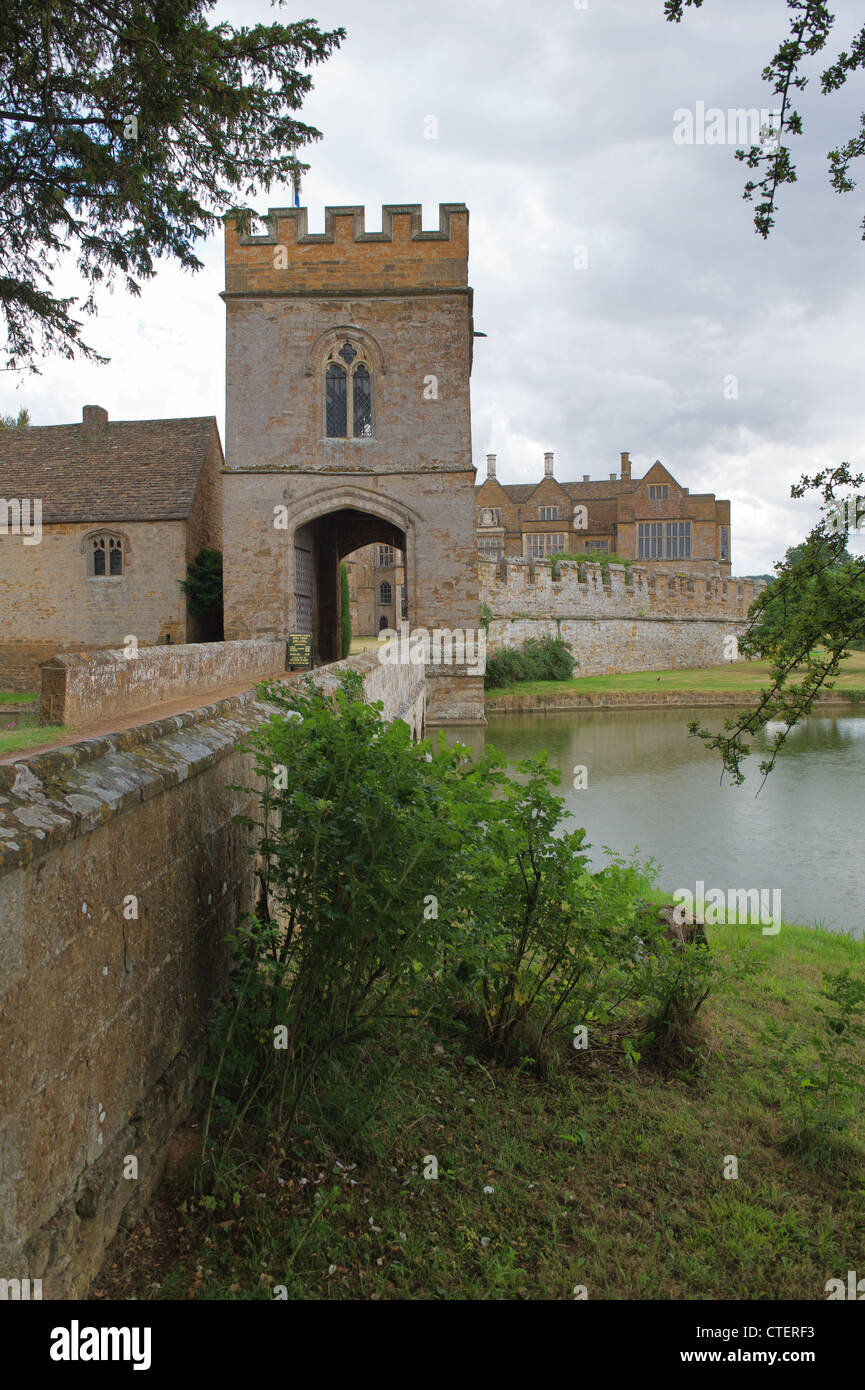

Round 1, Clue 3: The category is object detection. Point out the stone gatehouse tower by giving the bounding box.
[221,202,484,723]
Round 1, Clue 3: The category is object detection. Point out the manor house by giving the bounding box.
[476,450,731,576]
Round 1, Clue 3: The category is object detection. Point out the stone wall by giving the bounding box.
[0,520,189,693]
[39,639,288,729]
[303,647,427,739]
[0,652,425,1299]
[486,688,864,712]
[221,203,484,724]
[481,558,765,676]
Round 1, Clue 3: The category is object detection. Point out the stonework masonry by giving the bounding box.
[481,558,765,676]
[0,413,224,691]
[0,651,425,1299]
[39,639,287,728]
[0,519,190,691]
[221,204,484,723]
[477,452,732,576]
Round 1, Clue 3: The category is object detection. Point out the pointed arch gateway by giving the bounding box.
[283,488,419,666]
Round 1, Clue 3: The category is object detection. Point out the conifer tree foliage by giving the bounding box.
[0,2,344,370]
[180,546,223,641]
[340,561,352,659]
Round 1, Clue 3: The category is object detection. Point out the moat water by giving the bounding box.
[444,706,865,937]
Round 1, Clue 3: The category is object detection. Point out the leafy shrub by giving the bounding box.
[179,546,223,640]
[198,676,720,1202]
[549,550,634,579]
[199,669,480,1192]
[630,907,714,1072]
[762,966,865,1164]
[446,755,681,1070]
[485,635,574,689]
[484,646,530,688]
[340,561,352,657]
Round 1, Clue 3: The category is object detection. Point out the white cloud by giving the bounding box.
[3,0,864,572]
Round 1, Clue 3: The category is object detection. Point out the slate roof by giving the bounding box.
[0,409,221,523]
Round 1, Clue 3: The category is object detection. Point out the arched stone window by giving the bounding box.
[379,581,392,606]
[325,341,373,438]
[87,532,125,577]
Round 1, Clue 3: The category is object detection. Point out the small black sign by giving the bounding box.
[287,633,312,669]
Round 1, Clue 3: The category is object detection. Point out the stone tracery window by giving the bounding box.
[379,581,393,605]
[90,533,124,576]
[325,341,373,438]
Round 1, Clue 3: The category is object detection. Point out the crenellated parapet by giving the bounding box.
[224,203,470,296]
[479,558,765,622]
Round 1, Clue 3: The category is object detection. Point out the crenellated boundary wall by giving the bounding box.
[480,559,767,676]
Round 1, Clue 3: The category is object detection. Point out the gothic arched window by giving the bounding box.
[90,533,124,577]
[325,362,347,437]
[325,342,373,438]
[379,581,392,606]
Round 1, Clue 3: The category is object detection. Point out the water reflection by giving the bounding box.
[440,707,865,936]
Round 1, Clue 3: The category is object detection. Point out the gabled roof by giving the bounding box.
[480,478,639,502]
[0,409,222,523]
[636,460,679,488]
[521,477,573,505]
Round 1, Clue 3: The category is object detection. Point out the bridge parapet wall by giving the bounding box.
[0,653,423,1300]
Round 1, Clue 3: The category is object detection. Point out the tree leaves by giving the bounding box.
[665,0,865,240]
[0,1,344,369]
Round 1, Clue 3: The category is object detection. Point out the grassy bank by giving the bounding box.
[92,921,865,1302]
[0,724,69,756]
[486,650,865,701]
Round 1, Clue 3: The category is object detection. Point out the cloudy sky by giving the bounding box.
[4,0,864,574]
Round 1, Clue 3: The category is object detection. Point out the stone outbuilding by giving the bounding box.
[0,406,223,690]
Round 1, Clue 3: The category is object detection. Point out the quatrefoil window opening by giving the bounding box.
[325,341,372,438]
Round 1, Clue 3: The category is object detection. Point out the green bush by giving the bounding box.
[199,669,486,1192]
[340,561,352,657]
[549,549,633,579]
[484,635,574,688]
[179,546,223,640]
[762,965,865,1164]
[198,676,719,1202]
[446,755,661,1067]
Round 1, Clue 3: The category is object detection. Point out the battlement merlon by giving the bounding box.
[478,557,766,621]
[224,203,470,297]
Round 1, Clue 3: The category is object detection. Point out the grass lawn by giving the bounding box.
[92,922,865,1302]
[487,649,865,699]
[0,724,69,756]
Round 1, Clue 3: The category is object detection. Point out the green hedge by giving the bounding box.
[485,635,575,689]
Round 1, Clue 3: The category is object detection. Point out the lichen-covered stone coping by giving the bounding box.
[0,648,428,873]
[0,688,274,874]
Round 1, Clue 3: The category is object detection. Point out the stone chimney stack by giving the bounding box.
[620,450,631,480]
[82,405,108,429]
[544,451,554,479]
[486,453,497,481]
[582,474,590,482]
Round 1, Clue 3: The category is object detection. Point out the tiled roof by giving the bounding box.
[478,479,638,501]
[0,410,221,523]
